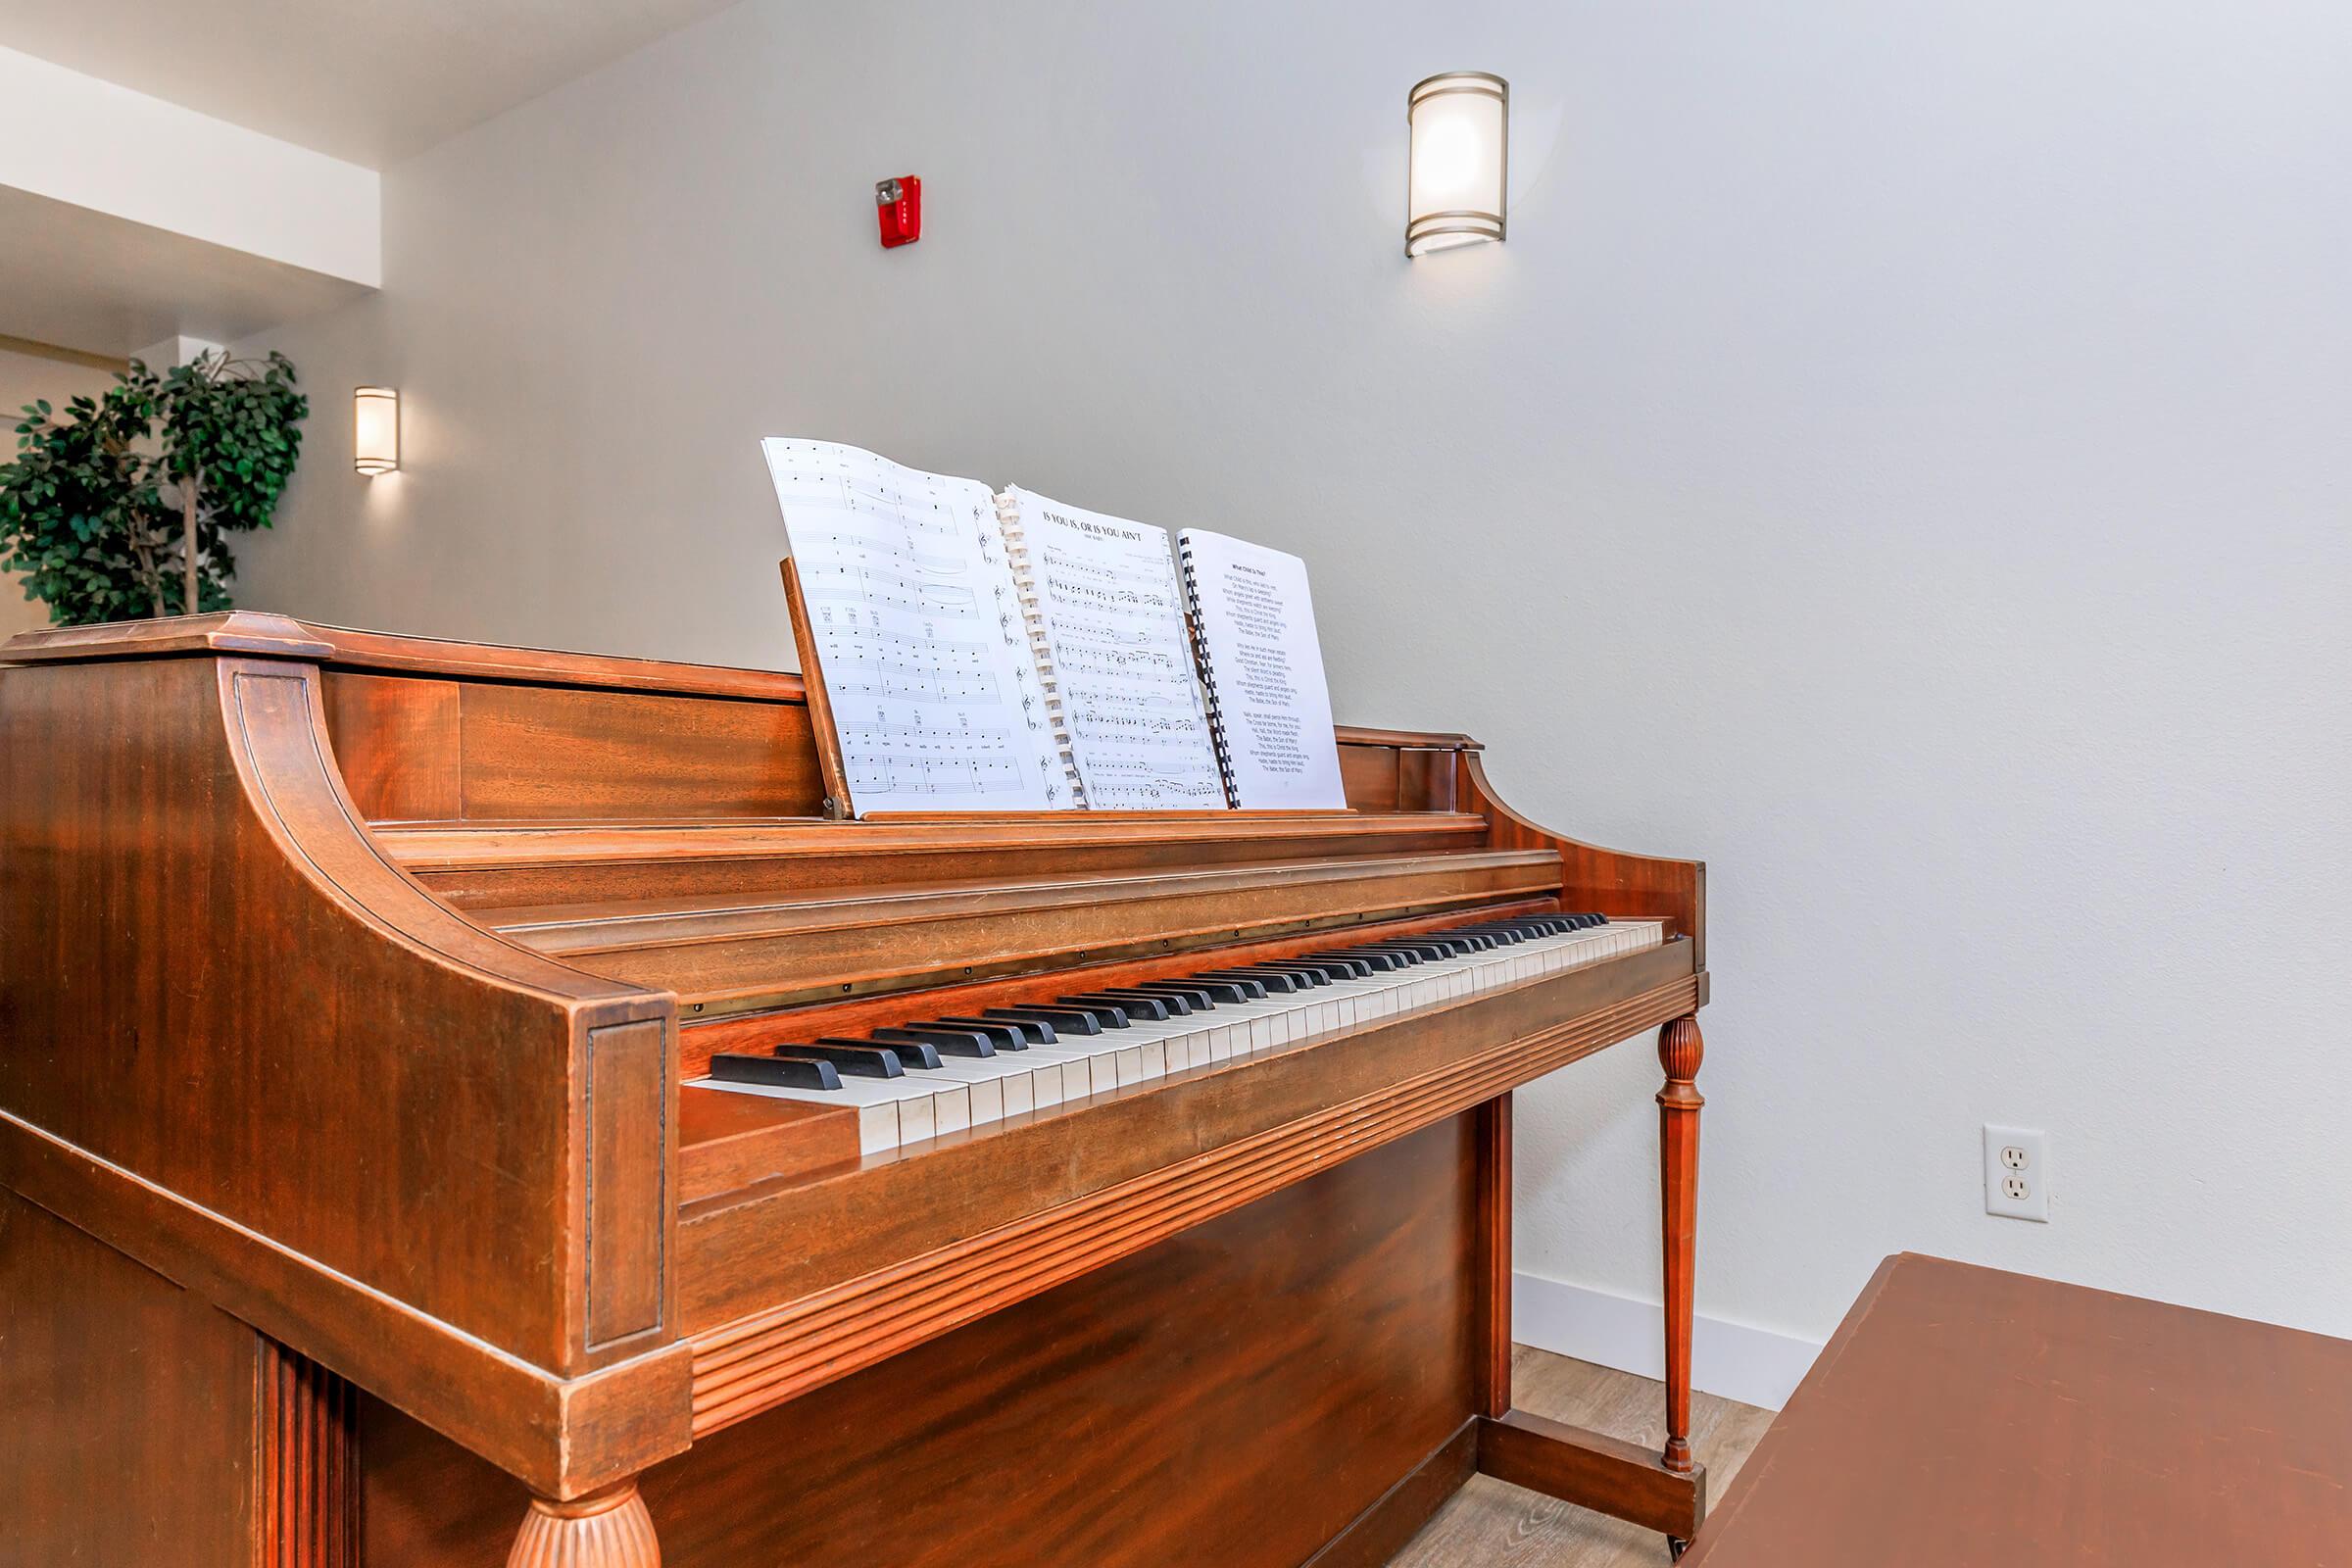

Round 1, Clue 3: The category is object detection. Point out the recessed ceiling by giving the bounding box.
[0,0,742,168]
[0,184,371,357]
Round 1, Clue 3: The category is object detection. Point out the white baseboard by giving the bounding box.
[1512,1271,1822,1412]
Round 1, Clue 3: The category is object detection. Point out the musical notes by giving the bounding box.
[763,441,1066,811]
[764,445,1243,815]
[1001,487,1229,811]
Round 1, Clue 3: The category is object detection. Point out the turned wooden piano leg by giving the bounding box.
[1656,1015,1705,1555]
[508,1482,662,1568]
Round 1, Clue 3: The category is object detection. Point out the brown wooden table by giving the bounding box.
[1683,1252,2352,1566]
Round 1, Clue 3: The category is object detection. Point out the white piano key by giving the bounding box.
[690,919,1670,1152]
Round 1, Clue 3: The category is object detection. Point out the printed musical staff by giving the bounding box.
[1001,487,1229,811]
[763,440,1066,811]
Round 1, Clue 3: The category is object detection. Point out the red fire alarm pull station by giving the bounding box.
[876,176,921,247]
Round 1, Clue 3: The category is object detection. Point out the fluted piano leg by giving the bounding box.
[508,1481,662,1568]
[1656,1015,1704,1494]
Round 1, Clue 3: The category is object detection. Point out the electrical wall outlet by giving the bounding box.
[1984,1125,2049,1222]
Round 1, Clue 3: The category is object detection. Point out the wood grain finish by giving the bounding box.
[684,972,1696,1436]
[1476,1095,1514,1420]
[585,1019,670,1348]
[780,557,855,818]
[456,680,820,821]
[1306,1422,1483,1568]
[680,951,1699,1341]
[382,811,1489,913]
[506,1485,663,1568]
[0,608,336,662]
[491,848,1564,1014]
[3,612,1478,757]
[0,656,659,1373]
[0,1187,260,1567]
[365,1119,1483,1568]
[1,615,1713,1563]
[1478,1409,1705,1541]
[321,671,463,820]
[1682,1254,2352,1566]
[0,1102,693,1501]
[675,896,1563,1075]
[258,1340,362,1568]
[1656,1015,1704,1476]
[1462,752,1705,967]
[322,670,826,824]
[676,1086,858,1202]
[0,649,690,1501]
[1395,1349,1776,1568]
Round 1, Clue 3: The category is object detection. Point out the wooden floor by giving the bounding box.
[1390,1348,1777,1568]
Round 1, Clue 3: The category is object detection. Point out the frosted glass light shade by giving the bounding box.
[1406,73,1508,258]
[354,386,399,475]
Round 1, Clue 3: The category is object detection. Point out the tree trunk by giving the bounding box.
[180,467,201,615]
[131,521,163,618]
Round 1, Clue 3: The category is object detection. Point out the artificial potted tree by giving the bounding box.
[0,350,307,625]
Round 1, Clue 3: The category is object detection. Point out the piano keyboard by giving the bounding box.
[692,913,1664,1153]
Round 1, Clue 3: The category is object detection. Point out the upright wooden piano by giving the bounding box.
[0,613,1713,1567]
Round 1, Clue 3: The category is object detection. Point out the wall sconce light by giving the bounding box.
[1407,72,1508,257]
[354,386,400,476]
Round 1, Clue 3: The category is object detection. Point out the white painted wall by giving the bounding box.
[236,0,2352,1359]
[0,46,378,286]
[0,346,122,637]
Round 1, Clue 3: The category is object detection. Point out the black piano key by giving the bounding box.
[1314,948,1403,972]
[926,1016,1030,1050]
[712,1053,841,1091]
[873,1025,996,1058]
[1125,981,1219,1009]
[1148,982,1242,1005]
[1234,963,1328,987]
[819,1034,942,1069]
[1195,967,1298,995]
[950,1020,1062,1044]
[1306,955,1377,978]
[1286,960,1360,983]
[1176,977,1255,1004]
[1367,941,1454,960]
[1356,952,1438,968]
[985,1005,1100,1037]
[1044,998,1135,1029]
[1095,986,1191,1016]
[767,1040,905,1078]
[1062,991,1161,1022]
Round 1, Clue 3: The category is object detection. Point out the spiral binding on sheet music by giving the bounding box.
[1175,534,1244,809]
[996,493,1091,806]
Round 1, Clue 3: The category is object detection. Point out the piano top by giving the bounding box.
[0,610,1480,750]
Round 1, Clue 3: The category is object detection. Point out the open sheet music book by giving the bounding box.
[761,438,1345,815]
[1175,529,1348,811]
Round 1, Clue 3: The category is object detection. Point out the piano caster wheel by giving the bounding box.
[1668,1536,1690,1562]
